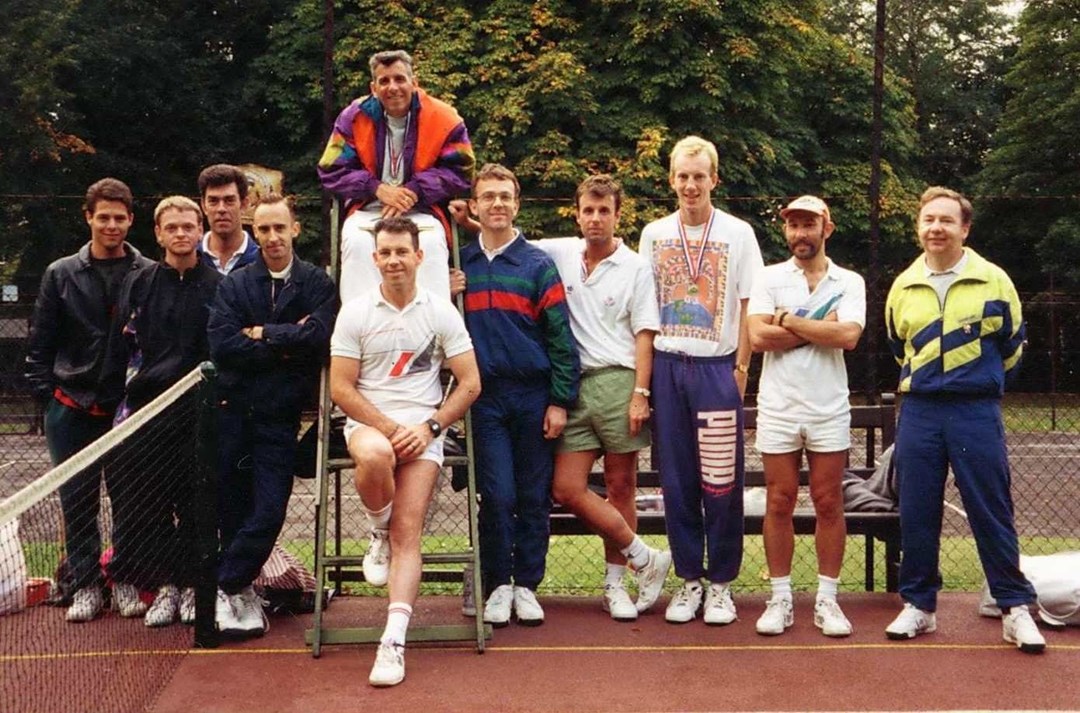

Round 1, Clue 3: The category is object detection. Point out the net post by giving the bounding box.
[193,361,220,649]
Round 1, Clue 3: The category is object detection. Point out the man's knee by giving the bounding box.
[349,432,394,473]
[765,485,798,517]
[551,472,586,507]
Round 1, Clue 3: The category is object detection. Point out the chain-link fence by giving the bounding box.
[3,233,1078,598]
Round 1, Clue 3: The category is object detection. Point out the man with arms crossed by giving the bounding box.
[197,164,260,275]
[208,195,337,639]
[747,195,865,637]
[319,49,475,303]
[461,164,579,627]
[26,178,152,622]
[539,175,672,620]
[639,136,763,625]
[330,216,480,686]
[884,187,1044,653]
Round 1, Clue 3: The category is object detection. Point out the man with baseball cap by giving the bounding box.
[746,195,865,636]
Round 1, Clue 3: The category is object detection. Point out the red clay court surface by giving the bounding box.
[147,592,1080,713]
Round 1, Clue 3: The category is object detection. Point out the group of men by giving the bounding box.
[28,46,1046,693]
[27,167,337,637]
[314,50,1047,688]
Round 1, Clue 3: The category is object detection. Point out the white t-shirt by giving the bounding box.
[638,209,763,357]
[330,286,473,419]
[748,258,866,421]
[533,237,660,370]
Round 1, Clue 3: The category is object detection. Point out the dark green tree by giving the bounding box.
[977,0,1080,288]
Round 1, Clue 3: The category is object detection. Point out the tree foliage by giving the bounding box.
[977,0,1080,288]
[0,0,1047,292]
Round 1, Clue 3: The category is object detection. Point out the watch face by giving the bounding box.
[427,419,441,436]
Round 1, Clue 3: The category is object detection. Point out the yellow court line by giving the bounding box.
[5,641,1080,663]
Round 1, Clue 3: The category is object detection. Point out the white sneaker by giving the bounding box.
[665,581,704,624]
[602,584,638,622]
[363,528,391,586]
[113,582,148,618]
[179,587,196,625]
[513,586,544,626]
[144,584,180,628]
[369,642,405,687]
[1002,606,1046,654]
[215,588,243,636]
[632,548,672,613]
[483,584,514,628]
[703,583,737,626]
[885,602,937,640]
[66,587,103,623]
[230,586,267,637]
[814,598,853,637]
[756,597,794,636]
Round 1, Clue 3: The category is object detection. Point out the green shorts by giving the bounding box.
[559,367,651,454]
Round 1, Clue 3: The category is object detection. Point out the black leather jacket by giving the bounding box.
[25,242,152,410]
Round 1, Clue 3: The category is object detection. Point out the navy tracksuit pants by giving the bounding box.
[651,351,744,584]
[472,379,553,593]
[216,406,299,593]
[895,395,1035,611]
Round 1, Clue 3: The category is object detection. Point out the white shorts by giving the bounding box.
[340,209,451,305]
[344,409,446,467]
[754,411,851,454]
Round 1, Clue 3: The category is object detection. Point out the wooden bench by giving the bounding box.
[550,397,901,592]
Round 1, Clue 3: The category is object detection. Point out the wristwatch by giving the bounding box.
[734,363,750,374]
[426,418,442,438]
[633,387,651,398]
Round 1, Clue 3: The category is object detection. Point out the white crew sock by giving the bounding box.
[604,563,627,588]
[620,536,651,570]
[364,501,392,530]
[380,601,413,646]
[817,574,839,602]
[770,575,793,601]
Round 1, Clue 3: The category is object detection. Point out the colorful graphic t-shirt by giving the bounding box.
[639,209,763,357]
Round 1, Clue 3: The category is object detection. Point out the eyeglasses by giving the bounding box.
[475,192,515,206]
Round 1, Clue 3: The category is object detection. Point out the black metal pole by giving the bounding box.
[867,0,887,403]
[193,361,220,649]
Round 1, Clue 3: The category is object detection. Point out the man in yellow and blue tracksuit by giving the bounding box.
[883,186,1044,653]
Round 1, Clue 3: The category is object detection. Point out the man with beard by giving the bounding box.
[746,195,865,637]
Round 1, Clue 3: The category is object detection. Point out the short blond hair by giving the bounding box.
[153,195,202,226]
[669,136,719,177]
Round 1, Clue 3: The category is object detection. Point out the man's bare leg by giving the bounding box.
[807,450,848,578]
[761,451,802,578]
[602,451,639,565]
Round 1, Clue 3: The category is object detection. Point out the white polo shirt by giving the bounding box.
[330,286,473,419]
[639,209,763,357]
[534,238,659,370]
[748,258,866,421]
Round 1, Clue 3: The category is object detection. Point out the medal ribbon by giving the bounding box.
[386,114,411,185]
[677,208,715,284]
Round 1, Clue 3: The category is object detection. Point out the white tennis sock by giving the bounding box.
[604,563,627,588]
[817,574,839,602]
[620,536,651,570]
[364,502,392,530]
[770,575,793,601]
[381,601,412,646]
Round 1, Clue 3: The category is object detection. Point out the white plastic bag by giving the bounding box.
[978,551,1080,627]
[0,518,28,615]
